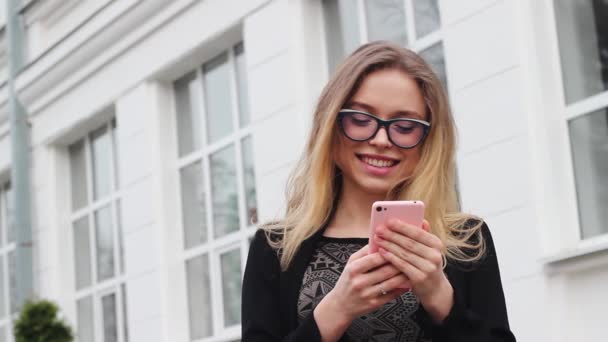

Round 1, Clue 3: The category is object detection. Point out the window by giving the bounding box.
[554,0,608,240]
[0,183,17,342]
[323,0,448,88]
[174,42,257,341]
[68,119,128,342]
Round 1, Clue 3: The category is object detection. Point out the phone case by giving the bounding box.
[369,201,425,290]
[368,200,425,253]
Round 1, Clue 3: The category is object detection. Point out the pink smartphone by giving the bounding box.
[369,201,425,290]
[368,200,426,254]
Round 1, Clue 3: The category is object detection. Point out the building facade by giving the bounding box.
[0,0,606,341]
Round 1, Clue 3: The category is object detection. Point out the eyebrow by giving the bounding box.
[345,100,425,120]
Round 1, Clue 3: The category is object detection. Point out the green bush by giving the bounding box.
[13,299,73,342]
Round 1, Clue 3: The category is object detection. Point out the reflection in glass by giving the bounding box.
[221,248,242,326]
[74,217,92,289]
[210,145,240,237]
[77,296,95,342]
[0,256,4,318]
[186,254,213,339]
[8,252,16,314]
[365,0,407,46]
[413,0,440,38]
[323,0,362,72]
[91,125,113,200]
[203,52,234,143]
[175,72,202,157]
[95,206,115,282]
[235,43,251,128]
[420,43,448,90]
[554,0,608,104]
[5,186,13,244]
[569,109,608,239]
[69,139,89,210]
[102,293,118,342]
[121,284,129,342]
[180,162,207,248]
[241,137,258,225]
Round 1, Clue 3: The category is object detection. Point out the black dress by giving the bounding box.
[241,221,516,341]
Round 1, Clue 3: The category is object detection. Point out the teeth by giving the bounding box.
[362,157,396,168]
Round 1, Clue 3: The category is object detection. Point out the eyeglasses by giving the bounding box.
[337,109,431,149]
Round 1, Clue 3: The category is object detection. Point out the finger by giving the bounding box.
[379,240,438,274]
[375,235,441,273]
[375,228,429,260]
[347,252,387,275]
[358,263,401,287]
[379,247,425,283]
[362,273,409,298]
[386,219,442,249]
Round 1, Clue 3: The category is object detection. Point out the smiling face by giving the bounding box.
[334,68,428,196]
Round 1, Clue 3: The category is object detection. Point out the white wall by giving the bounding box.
[441,0,549,340]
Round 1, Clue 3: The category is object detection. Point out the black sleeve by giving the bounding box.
[428,222,517,342]
[241,229,322,342]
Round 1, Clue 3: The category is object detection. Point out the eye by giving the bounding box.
[349,113,373,126]
[392,121,418,134]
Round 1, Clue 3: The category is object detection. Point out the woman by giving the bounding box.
[241,41,516,341]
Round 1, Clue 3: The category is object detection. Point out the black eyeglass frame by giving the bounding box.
[337,109,431,149]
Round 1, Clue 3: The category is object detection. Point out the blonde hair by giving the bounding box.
[263,41,484,270]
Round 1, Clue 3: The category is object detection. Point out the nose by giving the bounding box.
[369,126,392,148]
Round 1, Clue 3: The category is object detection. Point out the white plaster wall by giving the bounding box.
[441,0,549,340]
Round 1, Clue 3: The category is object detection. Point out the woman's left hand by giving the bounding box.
[374,219,454,323]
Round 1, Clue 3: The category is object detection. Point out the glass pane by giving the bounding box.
[569,109,608,239]
[241,136,258,225]
[5,185,13,244]
[95,206,115,282]
[116,202,125,275]
[111,120,120,189]
[77,296,95,342]
[180,162,207,248]
[220,249,242,326]
[413,0,440,38]
[203,52,234,143]
[365,0,407,46]
[91,125,113,200]
[420,43,448,90]
[323,0,362,72]
[554,0,608,104]
[8,251,16,314]
[174,72,203,157]
[234,43,251,128]
[74,217,92,289]
[0,189,4,247]
[102,293,118,342]
[186,254,213,339]
[69,139,89,210]
[0,256,4,318]
[121,284,129,342]
[210,145,240,237]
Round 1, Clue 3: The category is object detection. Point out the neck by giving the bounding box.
[326,178,385,238]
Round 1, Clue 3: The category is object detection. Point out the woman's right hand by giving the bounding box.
[313,245,409,341]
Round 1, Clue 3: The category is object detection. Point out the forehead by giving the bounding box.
[347,69,426,120]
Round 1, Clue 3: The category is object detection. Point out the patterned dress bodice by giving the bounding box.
[297,236,432,342]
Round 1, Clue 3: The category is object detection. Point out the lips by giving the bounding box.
[356,154,400,168]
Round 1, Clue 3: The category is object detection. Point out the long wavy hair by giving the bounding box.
[263,41,484,271]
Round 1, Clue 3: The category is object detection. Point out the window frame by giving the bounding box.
[323,0,446,81]
[67,119,129,342]
[528,0,608,263]
[0,183,17,342]
[173,42,256,342]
